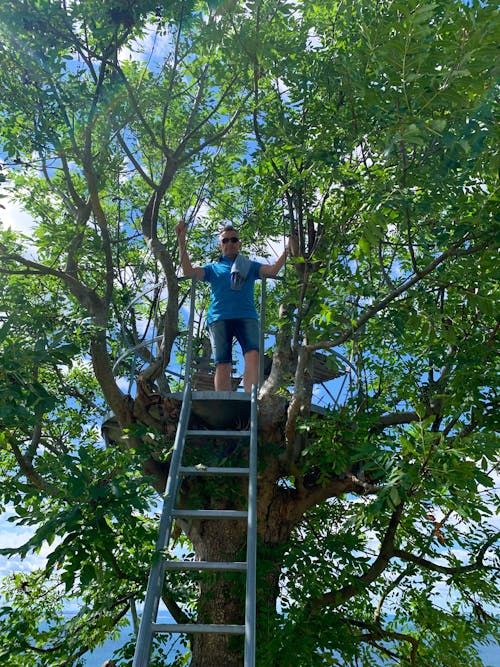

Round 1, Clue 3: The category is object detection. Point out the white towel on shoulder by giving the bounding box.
[230,254,253,290]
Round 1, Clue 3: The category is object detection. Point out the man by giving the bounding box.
[175,220,289,392]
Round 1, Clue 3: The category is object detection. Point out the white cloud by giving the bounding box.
[0,196,39,260]
[1,197,35,235]
[119,23,174,68]
[0,517,50,579]
[306,27,322,51]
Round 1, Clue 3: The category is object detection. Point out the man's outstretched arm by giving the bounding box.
[174,220,205,280]
[259,237,292,278]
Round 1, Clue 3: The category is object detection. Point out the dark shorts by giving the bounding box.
[207,318,260,365]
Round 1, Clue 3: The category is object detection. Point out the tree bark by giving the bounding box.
[188,520,248,667]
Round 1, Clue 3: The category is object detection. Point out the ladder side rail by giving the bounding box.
[244,385,258,667]
[258,277,266,389]
[258,275,284,390]
[183,277,197,388]
[132,383,193,667]
[133,278,197,667]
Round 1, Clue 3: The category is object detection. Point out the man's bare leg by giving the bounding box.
[214,362,232,391]
[243,349,259,392]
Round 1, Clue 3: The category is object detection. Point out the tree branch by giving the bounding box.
[113,63,163,154]
[116,131,156,188]
[81,77,115,311]
[310,502,404,610]
[0,247,129,421]
[348,618,419,665]
[308,236,491,353]
[8,437,51,492]
[0,248,105,315]
[376,410,421,428]
[284,345,313,473]
[394,531,500,575]
[179,100,249,163]
[161,592,191,625]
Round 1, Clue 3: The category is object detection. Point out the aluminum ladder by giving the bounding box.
[132,382,258,667]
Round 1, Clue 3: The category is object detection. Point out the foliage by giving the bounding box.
[0,0,498,665]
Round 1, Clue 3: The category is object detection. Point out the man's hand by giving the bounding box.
[174,220,205,280]
[174,220,188,238]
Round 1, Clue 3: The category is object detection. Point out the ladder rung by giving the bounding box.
[172,509,248,519]
[153,623,245,635]
[163,560,247,571]
[186,429,250,438]
[179,466,249,476]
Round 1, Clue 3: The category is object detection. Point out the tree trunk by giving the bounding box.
[188,520,248,667]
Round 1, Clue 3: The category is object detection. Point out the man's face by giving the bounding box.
[219,231,241,259]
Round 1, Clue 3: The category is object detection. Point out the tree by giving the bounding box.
[0,1,498,666]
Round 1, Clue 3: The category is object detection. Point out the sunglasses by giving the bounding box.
[221,237,240,244]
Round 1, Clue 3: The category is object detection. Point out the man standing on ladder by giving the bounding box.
[175,220,289,392]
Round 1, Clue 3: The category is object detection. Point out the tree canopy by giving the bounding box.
[0,1,498,666]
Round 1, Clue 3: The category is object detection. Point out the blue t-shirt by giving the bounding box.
[202,256,263,324]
